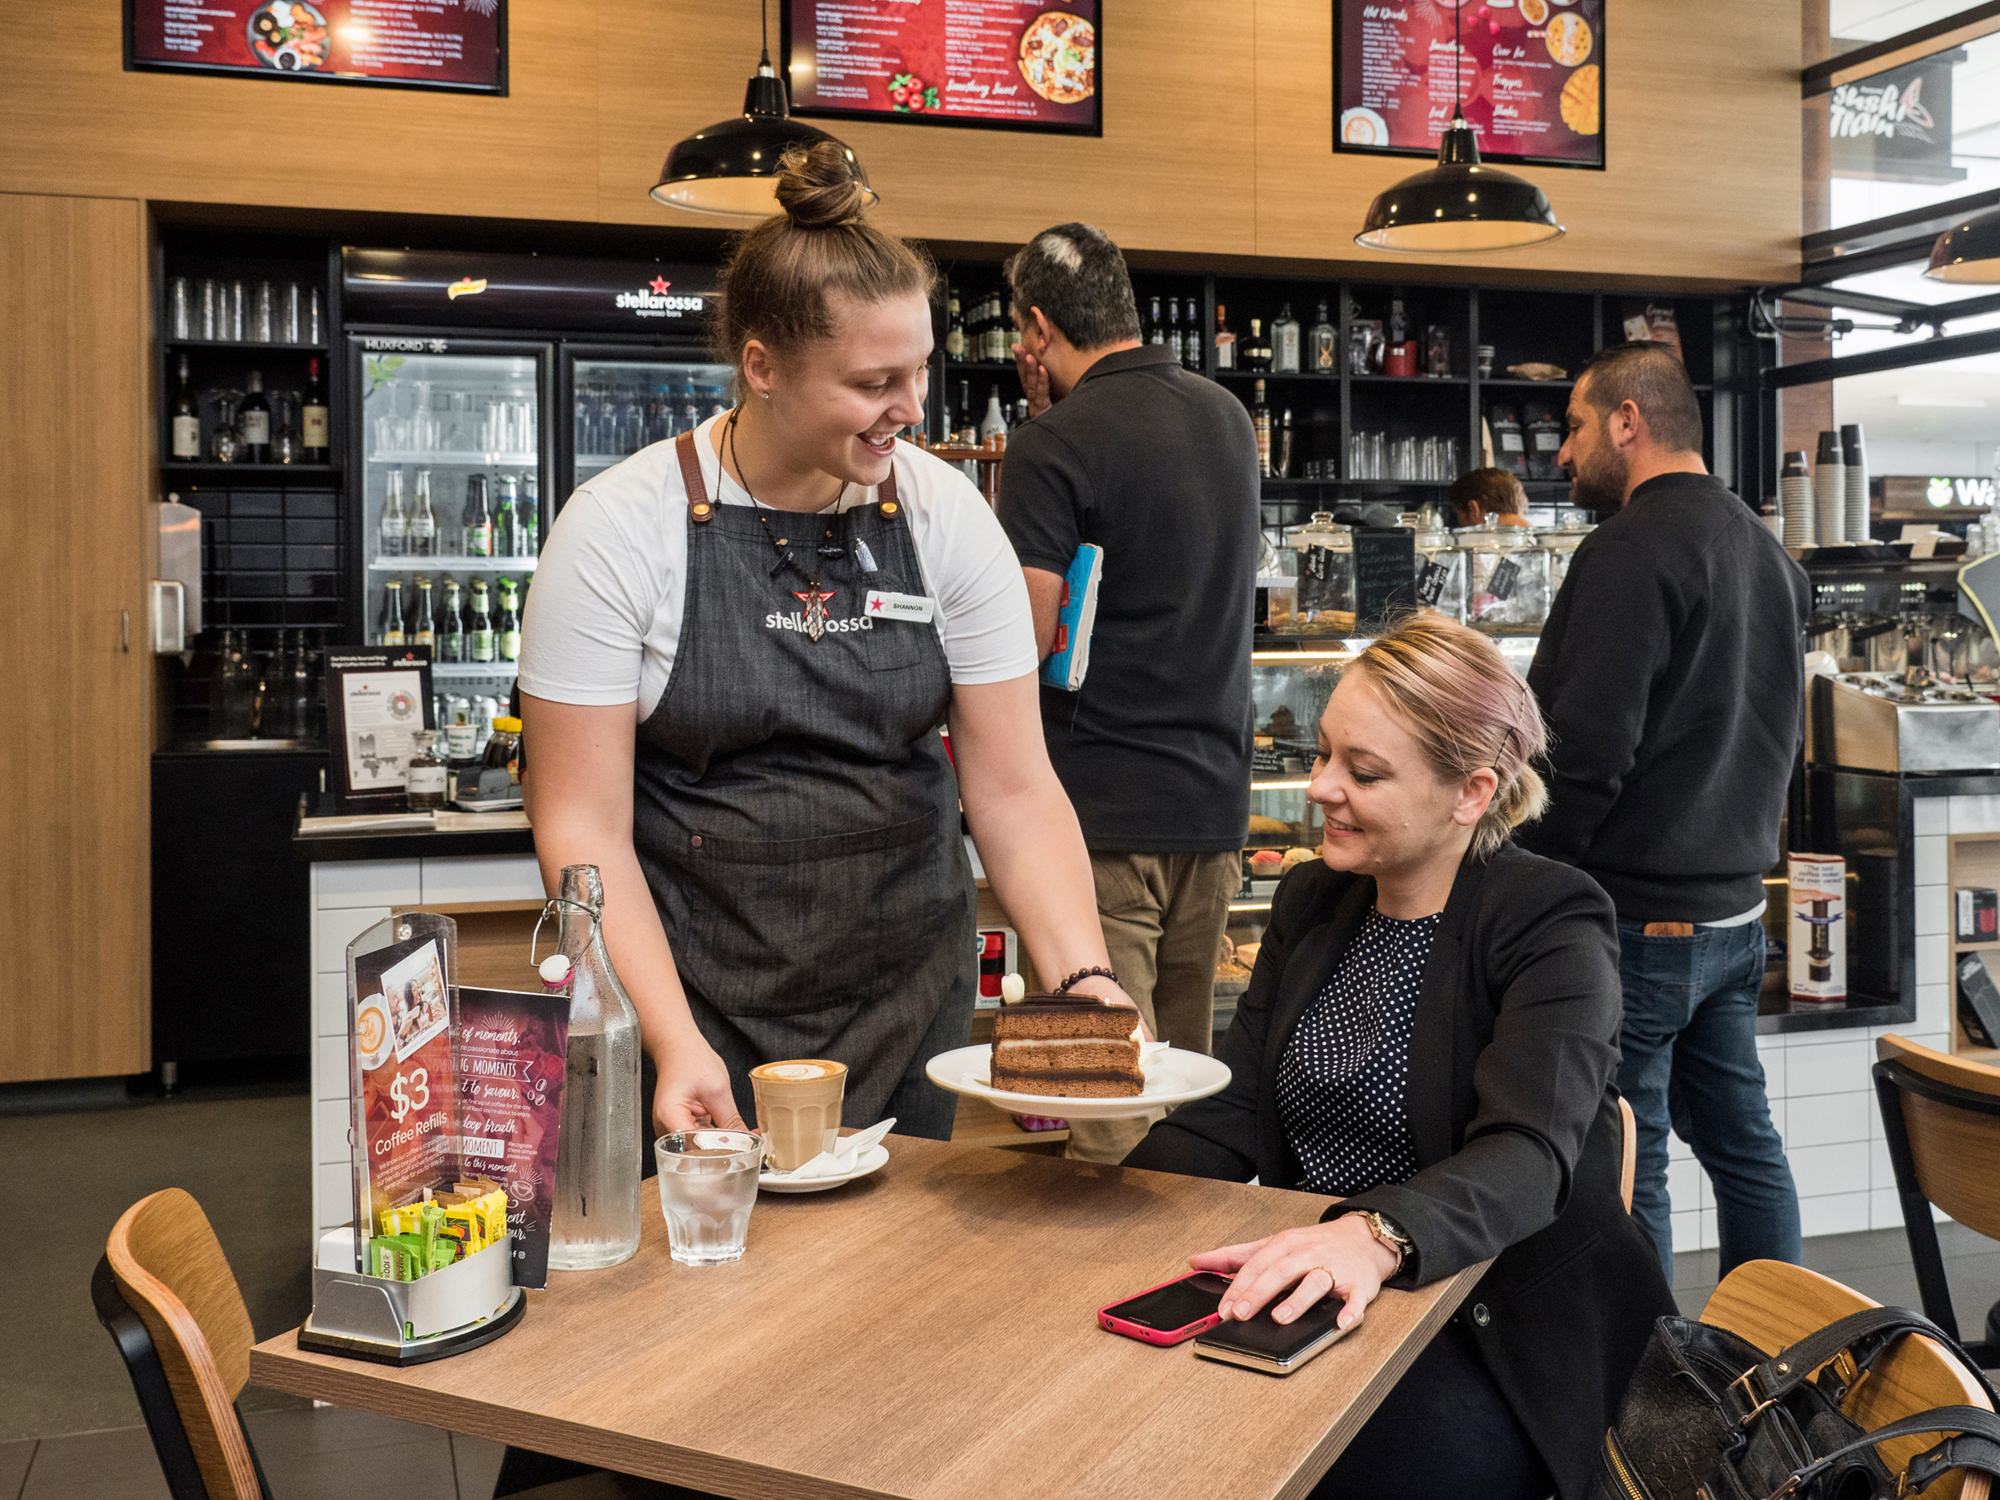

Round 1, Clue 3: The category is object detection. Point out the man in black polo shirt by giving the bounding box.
[996,222,1260,1163]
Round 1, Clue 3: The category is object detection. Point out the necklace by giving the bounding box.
[725,409,846,642]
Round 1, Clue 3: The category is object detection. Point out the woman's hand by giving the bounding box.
[651,1030,746,1134]
[1193,1213,1401,1332]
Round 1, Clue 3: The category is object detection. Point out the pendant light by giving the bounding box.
[1926,209,2000,284]
[1354,2,1563,253]
[650,0,874,220]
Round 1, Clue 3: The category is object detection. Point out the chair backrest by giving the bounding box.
[1702,1259,1992,1500]
[1618,1095,1636,1214]
[105,1188,262,1500]
[1876,1033,2000,1240]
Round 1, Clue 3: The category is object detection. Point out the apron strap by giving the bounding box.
[878,463,899,517]
[676,430,715,523]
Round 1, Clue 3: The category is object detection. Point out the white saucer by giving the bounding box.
[924,1044,1231,1120]
[758,1142,890,1194]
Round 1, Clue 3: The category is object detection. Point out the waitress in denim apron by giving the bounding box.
[516,143,1134,1142]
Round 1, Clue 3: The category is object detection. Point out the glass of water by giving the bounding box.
[655,1130,761,1266]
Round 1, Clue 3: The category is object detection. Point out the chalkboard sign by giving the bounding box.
[1355,529,1418,633]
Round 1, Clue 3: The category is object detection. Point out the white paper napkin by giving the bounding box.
[767,1117,895,1180]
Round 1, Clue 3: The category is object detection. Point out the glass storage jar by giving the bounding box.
[1284,511,1355,635]
[1458,523,1551,633]
[1263,545,1300,633]
[1542,524,1594,595]
[1412,524,1467,623]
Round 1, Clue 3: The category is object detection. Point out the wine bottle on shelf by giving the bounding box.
[238,371,271,462]
[1272,303,1301,373]
[956,380,975,444]
[1252,379,1273,478]
[171,355,201,460]
[380,470,407,558]
[381,577,407,648]
[980,386,1008,445]
[1310,299,1337,373]
[412,576,436,650]
[463,474,494,558]
[439,578,466,663]
[1166,298,1184,367]
[301,357,328,462]
[1183,297,1204,371]
[945,291,965,360]
[1147,296,1165,348]
[1215,305,1237,371]
[409,469,437,558]
[469,579,497,663]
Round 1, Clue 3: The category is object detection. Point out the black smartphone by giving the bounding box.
[1099,1271,1234,1346]
[1192,1285,1351,1374]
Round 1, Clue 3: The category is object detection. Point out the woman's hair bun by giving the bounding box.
[775,142,874,230]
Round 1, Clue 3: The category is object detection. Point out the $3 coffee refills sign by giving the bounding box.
[352,934,460,1233]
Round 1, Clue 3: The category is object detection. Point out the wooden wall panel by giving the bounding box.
[0,0,1798,287]
[0,192,151,1082]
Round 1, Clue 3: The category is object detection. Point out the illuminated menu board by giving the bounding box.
[127,0,506,94]
[1335,0,1603,169]
[784,0,1100,136]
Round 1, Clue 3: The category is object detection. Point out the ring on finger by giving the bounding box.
[1307,1265,1335,1286]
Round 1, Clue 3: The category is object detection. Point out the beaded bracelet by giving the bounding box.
[1053,966,1120,997]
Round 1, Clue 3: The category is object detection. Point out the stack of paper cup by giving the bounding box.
[1815,430,1846,546]
[1780,451,1814,548]
[1841,423,1868,545]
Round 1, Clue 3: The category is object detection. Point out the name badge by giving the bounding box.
[865,589,935,623]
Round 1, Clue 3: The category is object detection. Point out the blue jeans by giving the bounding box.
[1617,918,1801,1280]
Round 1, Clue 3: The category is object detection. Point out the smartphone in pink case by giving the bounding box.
[1098,1271,1232,1346]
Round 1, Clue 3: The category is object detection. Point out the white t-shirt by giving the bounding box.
[519,415,1039,717]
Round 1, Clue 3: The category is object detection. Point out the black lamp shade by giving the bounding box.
[651,69,875,219]
[1355,121,1564,253]
[1927,209,2000,284]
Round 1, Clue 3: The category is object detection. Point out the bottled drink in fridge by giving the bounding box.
[381,577,407,647]
[494,476,518,558]
[519,475,540,555]
[469,579,496,662]
[171,355,201,460]
[498,577,522,662]
[412,576,436,650]
[408,470,436,557]
[463,475,494,558]
[302,357,329,462]
[547,863,643,1271]
[380,471,407,558]
[439,579,466,663]
[238,371,271,462]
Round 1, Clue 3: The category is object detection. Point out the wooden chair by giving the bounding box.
[1874,1034,2000,1365]
[1701,1259,1994,1500]
[1618,1094,1636,1215]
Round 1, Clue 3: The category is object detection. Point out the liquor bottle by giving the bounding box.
[1002,299,1018,362]
[211,395,241,463]
[1243,320,1273,373]
[1147,296,1165,348]
[1389,297,1409,349]
[1252,379,1273,478]
[171,355,201,460]
[463,474,494,558]
[1275,409,1295,480]
[519,474,540,555]
[1272,303,1302,373]
[1013,397,1030,428]
[238,371,271,462]
[980,386,1008,445]
[408,469,436,558]
[495,476,518,558]
[405,731,447,812]
[379,470,407,558]
[439,578,466,662]
[1166,298,1184,367]
[469,579,497,663]
[945,291,965,359]
[412,575,436,650]
[498,577,523,662]
[1183,297,1203,371]
[1215,305,1237,371]
[381,577,407,647]
[1310,299,1337,373]
[302,357,329,462]
[956,380,976,444]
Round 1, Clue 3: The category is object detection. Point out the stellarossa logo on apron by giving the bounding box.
[767,587,873,633]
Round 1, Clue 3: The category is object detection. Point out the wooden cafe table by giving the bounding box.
[251,1137,1487,1500]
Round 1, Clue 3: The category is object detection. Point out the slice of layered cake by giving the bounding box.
[991,993,1144,1097]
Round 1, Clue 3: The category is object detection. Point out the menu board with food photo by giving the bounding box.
[784,0,1099,135]
[1335,0,1603,169]
[126,0,506,95]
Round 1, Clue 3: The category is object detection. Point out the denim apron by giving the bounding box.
[632,431,977,1135]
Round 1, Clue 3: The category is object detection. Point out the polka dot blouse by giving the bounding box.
[1277,907,1440,1197]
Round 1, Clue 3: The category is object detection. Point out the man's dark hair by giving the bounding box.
[1576,341,1705,454]
[1004,222,1142,350]
[1449,466,1527,520]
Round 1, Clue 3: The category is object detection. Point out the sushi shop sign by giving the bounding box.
[126,0,508,96]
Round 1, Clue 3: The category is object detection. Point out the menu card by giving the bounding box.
[454,986,570,1289]
[1336,0,1604,169]
[786,0,1099,134]
[350,930,461,1252]
[127,0,506,94]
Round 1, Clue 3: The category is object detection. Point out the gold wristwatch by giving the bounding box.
[1347,1209,1414,1271]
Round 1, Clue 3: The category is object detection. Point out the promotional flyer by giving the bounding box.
[1336,0,1604,168]
[128,0,506,94]
[786,0,1099,134]
[351,934,460,1237]
[454,986,570,1289]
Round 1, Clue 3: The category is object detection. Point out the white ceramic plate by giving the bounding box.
[925,1044,1231,1120]
[758,1142,890,1194]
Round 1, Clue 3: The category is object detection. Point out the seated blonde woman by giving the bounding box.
[1124,611,1673,1500]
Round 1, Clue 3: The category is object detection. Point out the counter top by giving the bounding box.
[292,796,534,862]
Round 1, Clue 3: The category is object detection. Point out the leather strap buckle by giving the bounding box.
[1729,1367,1781,1427]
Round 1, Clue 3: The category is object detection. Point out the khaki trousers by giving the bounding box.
[1063,849,1241,1164]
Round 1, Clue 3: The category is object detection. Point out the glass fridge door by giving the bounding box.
[568,354,735,496]
[354,340,549,728]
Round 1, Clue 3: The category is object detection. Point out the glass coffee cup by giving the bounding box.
[750,1059,847,1171]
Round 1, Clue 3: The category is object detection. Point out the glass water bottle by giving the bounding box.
[547,864,643,1271]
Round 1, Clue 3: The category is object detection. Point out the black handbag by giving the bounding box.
[1590,1306,2000,1500]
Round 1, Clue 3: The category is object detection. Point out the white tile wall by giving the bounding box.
[312,905,390,973]
[1786,1090,1871,1147]
[1789,1141,1870,1198]
[1800,1191,1872,1238]
[1914,798,1948,836]
[1916,934,1950,988]
[420,853,544,905]
[1949,793,2000,834]
[313,859,420,908]
[1915,887,1947,937]
[1915,834,1947,887]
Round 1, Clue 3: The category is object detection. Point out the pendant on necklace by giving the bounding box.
[793,588,833,642]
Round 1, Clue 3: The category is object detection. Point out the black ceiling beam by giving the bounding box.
[1802,2,2000,96]
[1764,324,2000,388]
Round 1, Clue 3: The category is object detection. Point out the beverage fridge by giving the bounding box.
[341,248,731,726]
